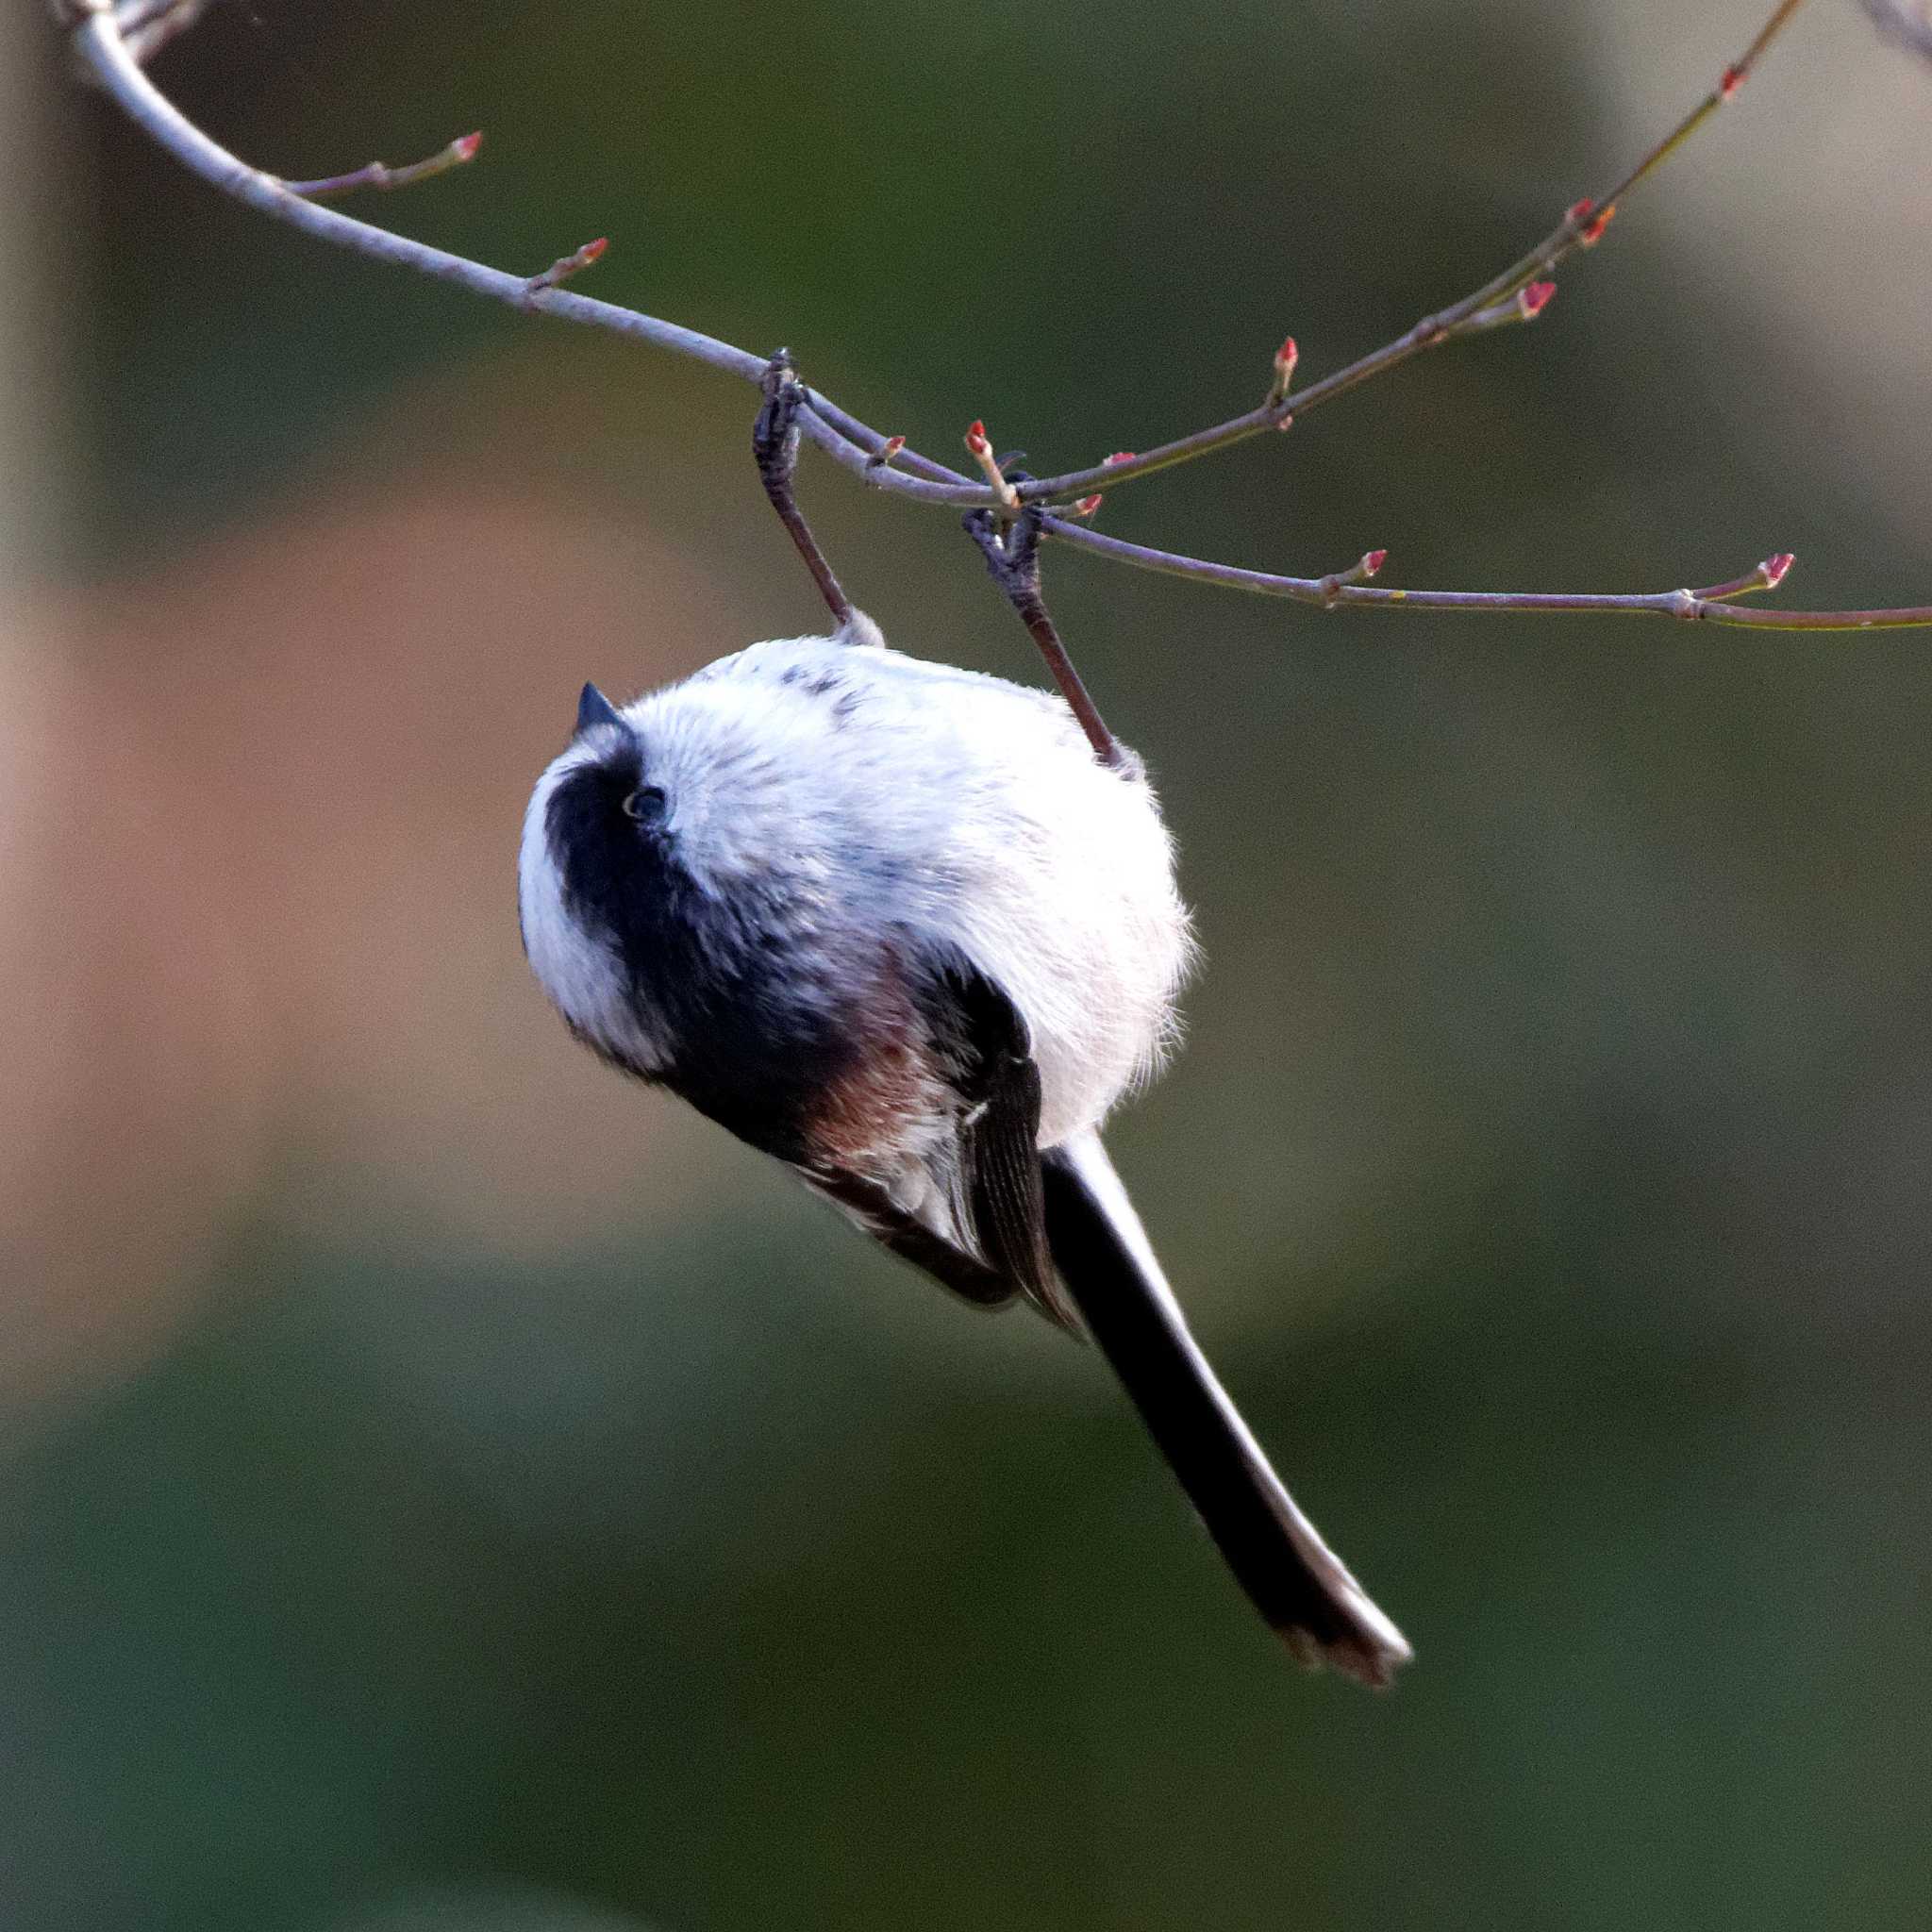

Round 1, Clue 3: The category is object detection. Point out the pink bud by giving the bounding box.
[452,131,484,161]
[1105,451,1136,466]
[1579,205,1615,247]
[1274,336,1298,375]
[1761,551,1794,589]
[1074,494,1104,517]
[1519,280,1557,319]
[1362,549,1387,577]
[1567,197,1594,225]
[879,435,905,460]
[530,236,609,289]
[965,421,990,453]
[1720,64,1744,102]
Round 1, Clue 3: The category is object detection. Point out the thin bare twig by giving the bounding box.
[61,0,1932,636]
[277,131,482,201]
[54,0,210,67]
[1040,526,1932,630]
[1006,0,1810,508]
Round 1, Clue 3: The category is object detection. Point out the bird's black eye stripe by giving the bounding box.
[622,785,668,825]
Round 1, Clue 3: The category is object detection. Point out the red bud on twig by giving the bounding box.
[1692,551,1800,602]
[1318,548,1390,607]
[1465,279,1557,331]
[1546,195,1614,254]
[1267,335,1299,407]
[966,421,1021,508]
[526,237,608,291]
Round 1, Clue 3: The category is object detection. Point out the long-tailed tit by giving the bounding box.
[516,358,1410,1685]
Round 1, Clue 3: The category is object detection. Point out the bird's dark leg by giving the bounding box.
[754,349,855,633]
[964,499,1127,772]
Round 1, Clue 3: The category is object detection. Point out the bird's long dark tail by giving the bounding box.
[1040,1132,1411,1687]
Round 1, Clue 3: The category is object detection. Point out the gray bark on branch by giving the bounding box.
[54,0,1932,636]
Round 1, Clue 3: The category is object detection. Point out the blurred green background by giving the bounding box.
[5,2,1932,1927]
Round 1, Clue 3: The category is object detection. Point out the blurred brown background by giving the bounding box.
[4,3,1931,1928]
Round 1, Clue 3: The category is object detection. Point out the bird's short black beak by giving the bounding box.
[575,682,625,737]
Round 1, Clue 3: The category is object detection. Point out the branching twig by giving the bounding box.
[59,0,1932,636]
[1041,528,1932,630]
[1001,0,1808,508]
[56,0,209,66]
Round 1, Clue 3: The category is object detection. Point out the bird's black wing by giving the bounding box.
[911,948,1081,1332]
[793,1163,1018,1310]
[795,947,1078,1330]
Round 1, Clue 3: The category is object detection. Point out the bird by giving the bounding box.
[513,355,1411,1685]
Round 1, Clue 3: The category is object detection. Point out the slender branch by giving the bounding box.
[57,0,210,66]
[1006,0,1812,508]
[63,0,1932,637]
[1590,0,1810,209]
[65,9,1005,508]
[69,12,770,366]
[277,131,483,201]
[59,0,1801,512]
[1041,525,1932,631]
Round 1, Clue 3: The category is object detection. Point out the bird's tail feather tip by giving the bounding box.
[1280,1614,1414,1690]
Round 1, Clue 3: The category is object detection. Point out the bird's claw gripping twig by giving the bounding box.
[752,350,805,492]
[754,350,854,630]
[964,500,1045,604]
[964,491,1124,773]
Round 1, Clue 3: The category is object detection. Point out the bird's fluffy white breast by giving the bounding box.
[634,634,1195,1145]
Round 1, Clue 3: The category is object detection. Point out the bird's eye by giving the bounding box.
[622,785,668,825]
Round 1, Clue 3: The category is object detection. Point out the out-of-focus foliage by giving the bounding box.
[4,3,1931,1928]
